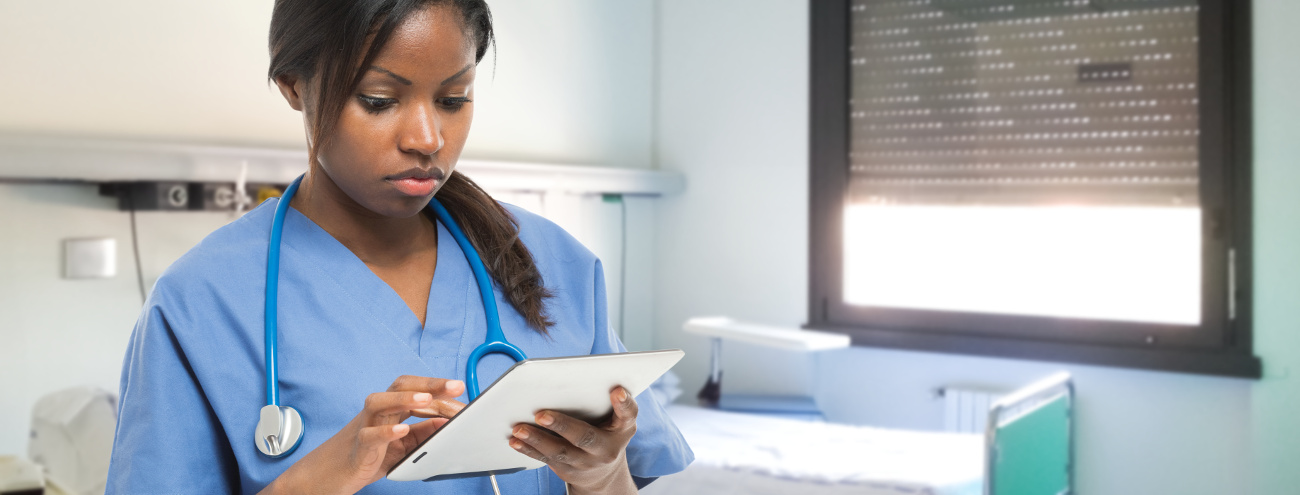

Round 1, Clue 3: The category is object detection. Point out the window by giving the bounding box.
[808,0,1259,377]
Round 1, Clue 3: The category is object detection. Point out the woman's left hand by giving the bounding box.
[510,386,639,494]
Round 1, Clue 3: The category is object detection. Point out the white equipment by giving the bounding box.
[27,387,117,495]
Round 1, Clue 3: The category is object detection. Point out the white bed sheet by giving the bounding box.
[644,405,984,495]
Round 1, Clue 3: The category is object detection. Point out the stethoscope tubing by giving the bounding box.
[428,198,528,401]
[264,176,302,407]
[264,175,527,409]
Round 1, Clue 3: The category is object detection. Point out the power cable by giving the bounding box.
[127,189,146,305]
[612,194,628,344]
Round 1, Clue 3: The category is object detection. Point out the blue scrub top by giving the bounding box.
[106,198,693,494]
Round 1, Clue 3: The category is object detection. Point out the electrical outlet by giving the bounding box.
[189,183,252,211]
[104,182,193,211]
[101,181,275,212]
[213,185,237,209]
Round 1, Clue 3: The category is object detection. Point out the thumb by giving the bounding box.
[356,423,409,473]
[606,387,639,433]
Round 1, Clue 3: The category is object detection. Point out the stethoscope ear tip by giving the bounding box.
[255,404,305,458]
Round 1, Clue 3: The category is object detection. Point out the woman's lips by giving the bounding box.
[388,177,438,196]
[385,167,445,197]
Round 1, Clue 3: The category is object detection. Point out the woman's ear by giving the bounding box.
[274,74,308,111]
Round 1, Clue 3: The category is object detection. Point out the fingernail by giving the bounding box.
[392,424,408,434]
[509,439,522,449]
[447,380,464,392]
[414,393,432,403]
[514,427,530,440]
[536,413,554,426]
[619,389,629,402]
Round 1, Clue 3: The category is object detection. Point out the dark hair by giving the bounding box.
[268,0,555,333]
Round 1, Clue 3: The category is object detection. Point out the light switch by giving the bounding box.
[64,238,117,279]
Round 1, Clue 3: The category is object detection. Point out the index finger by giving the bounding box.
[388,375,465,397]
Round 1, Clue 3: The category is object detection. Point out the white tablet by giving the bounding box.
[386,349,685,482]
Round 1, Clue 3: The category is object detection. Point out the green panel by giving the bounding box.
[993,396,1071,495]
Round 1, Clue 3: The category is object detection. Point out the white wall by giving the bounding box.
[474,1,655,168]
[652,1,1257,494]
[0,0,655,168]
[1250,1,1300,493]
[652,0,816,399]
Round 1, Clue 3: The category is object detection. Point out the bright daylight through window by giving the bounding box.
[845,1,1202,325]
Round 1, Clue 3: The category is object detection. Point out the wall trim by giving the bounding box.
[0,134,684,196]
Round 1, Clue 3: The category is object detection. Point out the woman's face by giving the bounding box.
[286,5,477,218]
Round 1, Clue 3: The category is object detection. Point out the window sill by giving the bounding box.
[805,322,1262,379]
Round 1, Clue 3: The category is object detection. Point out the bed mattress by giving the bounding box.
[642,405,984,495]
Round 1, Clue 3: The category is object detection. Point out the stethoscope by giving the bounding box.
[254,175,529,462]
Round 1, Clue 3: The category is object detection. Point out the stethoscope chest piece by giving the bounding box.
[255,404,304,458]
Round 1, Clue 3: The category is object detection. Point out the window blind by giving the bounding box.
[849,0,1200,206]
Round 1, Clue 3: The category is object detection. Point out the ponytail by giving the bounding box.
[435,172,555,333]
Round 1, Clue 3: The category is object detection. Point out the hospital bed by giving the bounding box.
[643,373,1073,495]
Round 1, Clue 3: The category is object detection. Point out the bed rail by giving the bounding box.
[984,372,1074,495]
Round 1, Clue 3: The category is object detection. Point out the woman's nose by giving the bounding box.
[399,102,444,156]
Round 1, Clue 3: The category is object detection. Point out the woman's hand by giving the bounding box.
[261,376,466,495]
[509,387,640,495]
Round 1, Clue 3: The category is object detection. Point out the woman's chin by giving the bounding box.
[356,196,432,219]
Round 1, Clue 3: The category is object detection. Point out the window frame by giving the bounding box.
[807,0,1260,378]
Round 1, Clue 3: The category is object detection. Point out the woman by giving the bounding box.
[105,1,693,493]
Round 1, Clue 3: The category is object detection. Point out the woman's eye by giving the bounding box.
[437,96,472,111]
[357,95,396,113]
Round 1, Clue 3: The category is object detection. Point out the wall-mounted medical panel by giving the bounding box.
[0,134,684,197]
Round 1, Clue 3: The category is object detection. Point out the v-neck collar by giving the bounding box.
[276,200,472,361]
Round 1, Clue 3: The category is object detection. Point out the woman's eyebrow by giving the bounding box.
[369,66,412,86]
[440,63,474,86]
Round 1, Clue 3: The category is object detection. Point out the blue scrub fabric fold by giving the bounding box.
[106,198,693,494]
